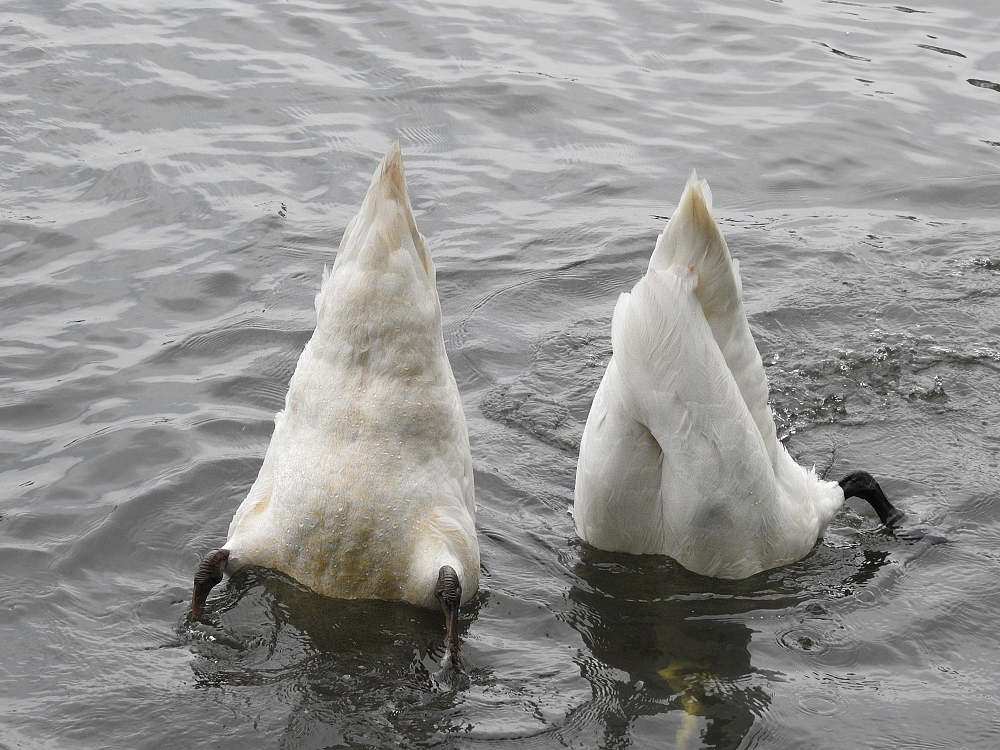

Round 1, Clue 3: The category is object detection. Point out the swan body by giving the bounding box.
[192,145,478,662]
[573,172,898,579]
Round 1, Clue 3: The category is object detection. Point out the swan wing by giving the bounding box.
[648,172,781,465]
[611,269,785,575]
[574,351,666,554]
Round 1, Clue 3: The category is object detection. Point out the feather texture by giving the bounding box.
[221,143,478,608]
[574,171,843,579]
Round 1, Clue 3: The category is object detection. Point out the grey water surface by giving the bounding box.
[2,0,999,748]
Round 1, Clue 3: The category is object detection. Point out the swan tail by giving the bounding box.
[647,170,740,320]
[317,142,435,318]
[305,142,447,373]
[646,172,781,463]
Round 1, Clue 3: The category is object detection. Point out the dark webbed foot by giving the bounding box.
[434,565,463,673]
[838,471,949,544]
[839,471,903,529]
[190,548,230,621]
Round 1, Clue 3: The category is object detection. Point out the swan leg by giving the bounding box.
[838,471,904,528]
[839,470,952,543]
[434,565,463,670]
[190,548,230,621]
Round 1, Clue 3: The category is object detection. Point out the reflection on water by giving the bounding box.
[562,544,897,749]
[568,551,770,749]
[2,0,1000,747]
[188,568,479,747]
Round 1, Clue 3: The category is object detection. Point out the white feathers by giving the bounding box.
[221,143,478,609]
[574,171,844,579]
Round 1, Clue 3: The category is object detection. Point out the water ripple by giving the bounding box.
[2,0,1000,747]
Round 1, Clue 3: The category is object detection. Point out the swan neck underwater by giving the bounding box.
[190,142,478,672]
[573,170,905,579]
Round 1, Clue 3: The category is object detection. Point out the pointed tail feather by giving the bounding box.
[316,143,436,326]
[301,141,448,378]
[329,142,433,281]
[647,170,741,320]
[646,172,783,465]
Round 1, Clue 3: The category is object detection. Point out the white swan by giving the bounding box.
[191,144,478,668]
[573,172,901,579]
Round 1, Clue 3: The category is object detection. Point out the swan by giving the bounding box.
[573,171,903,579]
[190,143,478,670]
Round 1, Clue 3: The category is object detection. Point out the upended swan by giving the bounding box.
[191,143,478,669]
[573,172,903,579]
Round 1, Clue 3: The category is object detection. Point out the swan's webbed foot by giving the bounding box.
[190,548,229,622]
[434,565,463,674]
[839,471,901,529]
[839,471,949,544]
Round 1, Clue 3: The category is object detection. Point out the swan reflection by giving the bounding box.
[565,544,897,749]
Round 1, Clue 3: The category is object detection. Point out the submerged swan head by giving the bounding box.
[190,143,478,676]
[573,170,913,578]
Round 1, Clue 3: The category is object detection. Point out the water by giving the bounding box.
[2,0,999,747]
